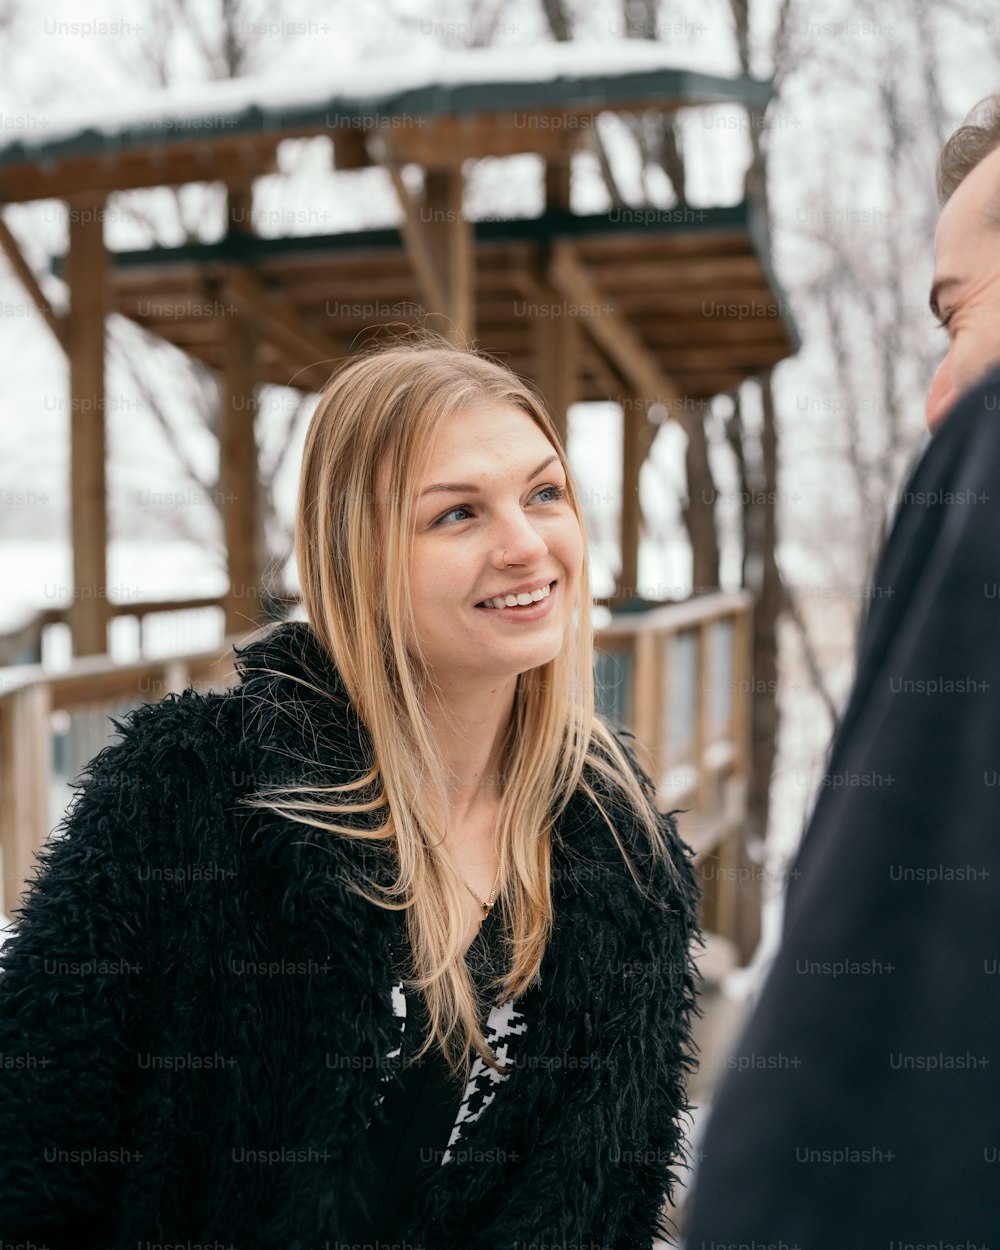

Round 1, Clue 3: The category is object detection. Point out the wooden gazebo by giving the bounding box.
[0,44,799,961]
[0,42,797,657]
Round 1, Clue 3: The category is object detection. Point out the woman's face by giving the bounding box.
[403,401,584,688]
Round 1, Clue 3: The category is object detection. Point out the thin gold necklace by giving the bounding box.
[459,853,502,924]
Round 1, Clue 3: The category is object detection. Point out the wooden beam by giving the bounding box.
[0,210,67,350]
[367,134,473,344]
[544,159,572,212]
[218,265,340,390]
[547,243,688,430]
[598,255,766,288]
[511,260,576,446]
[570,230,752,261]
[0,141,280,204]
[379,113,592,167]
[219,310,262,636]
[654,371,746,397]
[581,343,628,403]
[366,134,448,318]
[537,166,576,442]
[642,343,792,371]
[425,168,474,343]
[219,186,265,636]
[66,194,109,657]
[533,313,576,449]
[331,129,372,170]
[512,261,670,422]
[637,318,793,343]
[630,627,659,762]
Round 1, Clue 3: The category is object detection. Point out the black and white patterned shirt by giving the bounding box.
[378,930,529,1163]
[347,904,528,1239]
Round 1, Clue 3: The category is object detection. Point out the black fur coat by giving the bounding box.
[0,620,702,1249]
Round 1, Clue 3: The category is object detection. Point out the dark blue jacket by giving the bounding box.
[684,369,1000,1248]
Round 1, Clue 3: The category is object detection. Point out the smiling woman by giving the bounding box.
[0,336,702,1250]
[263,340,701,1242]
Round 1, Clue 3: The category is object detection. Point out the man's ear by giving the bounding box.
[926,355,962,433]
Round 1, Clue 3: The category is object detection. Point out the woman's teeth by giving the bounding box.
[479,582,552,610]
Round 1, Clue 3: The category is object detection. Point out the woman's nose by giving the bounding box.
[492,514,549,562]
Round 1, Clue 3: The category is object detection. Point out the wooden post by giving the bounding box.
[544,158,571,213]
[517,246,577,449]
[732,597,760,964]
[0,684,52,918]
[424,168,473,344]
[66,195,109,657]
[220,187,263,637]
[618,398,647,603]
[534,313,576,450]
[732,600,753,785]
[631,627,659,779]
[693,624,710,816]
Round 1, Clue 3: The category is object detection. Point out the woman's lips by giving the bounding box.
[475,580,557,622]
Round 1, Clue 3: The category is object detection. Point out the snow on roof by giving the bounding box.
[0,39,770,165]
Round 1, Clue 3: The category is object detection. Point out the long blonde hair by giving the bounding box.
[247,338,684,1085]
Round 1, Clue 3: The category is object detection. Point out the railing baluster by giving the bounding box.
[0,683,52,919]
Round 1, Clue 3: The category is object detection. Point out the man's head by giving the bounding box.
[927,93,1000,433]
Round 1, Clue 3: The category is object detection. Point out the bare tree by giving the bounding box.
[677,0,795,958]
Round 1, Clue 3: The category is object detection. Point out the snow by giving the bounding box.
[0,39,751,159]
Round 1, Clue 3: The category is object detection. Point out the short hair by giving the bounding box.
[937,92,1000,206]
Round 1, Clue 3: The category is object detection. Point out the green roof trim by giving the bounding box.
[90,203,757,266]
[0,66,772,169]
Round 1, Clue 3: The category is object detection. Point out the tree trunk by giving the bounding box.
[740,369,782,960]
[682,413,721,595]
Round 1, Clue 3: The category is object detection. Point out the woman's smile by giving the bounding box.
[474,579,558,622]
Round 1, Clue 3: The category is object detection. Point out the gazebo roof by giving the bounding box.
[0,41,772,200]
[88,202,797,400]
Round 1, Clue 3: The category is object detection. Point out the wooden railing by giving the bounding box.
[0,593,296,669]
[1,593,754,949]
[0,641,245,921]
[592,590,754,945]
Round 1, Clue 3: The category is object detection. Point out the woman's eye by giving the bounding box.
[534,484,567,505]
[937,310,954,334]
[432,483,566,528]
[434,505,473,526]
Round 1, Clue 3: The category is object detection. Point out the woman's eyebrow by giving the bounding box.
[417,453,561,498]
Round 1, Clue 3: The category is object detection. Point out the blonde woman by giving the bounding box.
[0,342,702,1248]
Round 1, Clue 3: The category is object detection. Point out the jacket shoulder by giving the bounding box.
[81,684,243,793]
[35,686,247,886]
